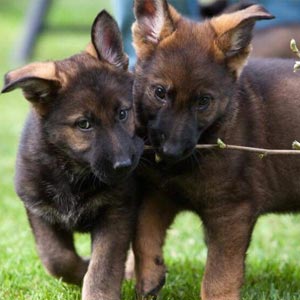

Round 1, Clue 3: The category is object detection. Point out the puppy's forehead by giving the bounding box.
[148,22,224,89]
[67,85,131,112]
[66,84,132,122]
[56,54,133,117]
[57,53,132,90]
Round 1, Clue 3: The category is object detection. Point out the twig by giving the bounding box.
[144,139,300,159]
[291,39,300,58]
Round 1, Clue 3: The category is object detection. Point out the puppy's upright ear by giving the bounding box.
[132,0,179,58]
[210,4,274,76]
[90,10,129,70]
[1,62,61,106]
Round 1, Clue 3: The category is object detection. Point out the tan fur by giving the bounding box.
[85,42,99,59]
[3,62,64,116]
[132,3,177,59]
[62,128,91,153]
[210,5,271,36]
[210,5,273,76]
[6,62,57,83]
[133,192,179,296]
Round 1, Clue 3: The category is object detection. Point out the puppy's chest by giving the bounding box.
[141,156,244,209]
[32,179,123,231]
[162,172,233,209]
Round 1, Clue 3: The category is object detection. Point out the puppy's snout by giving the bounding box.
[113,158,132,171]
[160,133,166,143]
[162,143,183,159]
[149,127,166,148]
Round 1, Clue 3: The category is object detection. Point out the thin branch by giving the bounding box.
[144,139,300,159]
[195,144,300,156]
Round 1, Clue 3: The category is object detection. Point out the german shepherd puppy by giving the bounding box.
[1,11,143,300]
[132,1,300,299]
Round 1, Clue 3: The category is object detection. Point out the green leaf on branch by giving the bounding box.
[291,39,300,59]
[217,138,226,149]
[290,39,300,55]
[294,61,300,73]
[155,153,162,163]
[258,153,267,159]
[291,39,300,72]
[292,140,300,150]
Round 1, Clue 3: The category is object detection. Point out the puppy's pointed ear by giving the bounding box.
[91,10,129,70]
[132,0,178,58]
[1,62,61,104]
[210,5,274,76]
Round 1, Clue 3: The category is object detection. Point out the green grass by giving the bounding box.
[1,1,300,299]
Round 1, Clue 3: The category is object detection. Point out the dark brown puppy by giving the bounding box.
[132,1,300,300]
[2,11,143,300]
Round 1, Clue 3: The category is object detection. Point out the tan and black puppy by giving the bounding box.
[2,10,143,300]
[132,1,300,300]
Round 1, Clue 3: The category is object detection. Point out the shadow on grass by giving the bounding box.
[3,256,300,299]
[123,259,300,300]
[244,261,300,300]
[125,260,205,300]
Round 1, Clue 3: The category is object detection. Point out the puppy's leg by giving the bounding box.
[201,202,256,300]
[27,209,88,285]
[82,206,134,300]
[134,192,179,299]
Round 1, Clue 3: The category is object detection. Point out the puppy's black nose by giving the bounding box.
[113,158,132,170]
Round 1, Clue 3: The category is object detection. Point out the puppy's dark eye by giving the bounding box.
[196,95,212,111]
[155,86,167,102]
[76,119,92,131]
[119,109,129,122]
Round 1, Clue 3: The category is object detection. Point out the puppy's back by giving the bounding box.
[240,59,300,148]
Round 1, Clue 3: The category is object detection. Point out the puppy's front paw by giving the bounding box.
[82,273,120,300]
[135,293,157,300]
[135,269,166,300]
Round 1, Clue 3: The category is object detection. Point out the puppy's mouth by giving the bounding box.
[92,158,139,186]
[92,169,131,185]
[155,146,195,164]
[149,129,196,164]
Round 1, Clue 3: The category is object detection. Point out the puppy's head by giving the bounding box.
[2,11,143,185]
[133,0,273,162]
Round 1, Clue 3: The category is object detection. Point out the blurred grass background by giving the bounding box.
[1,1,300,299]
